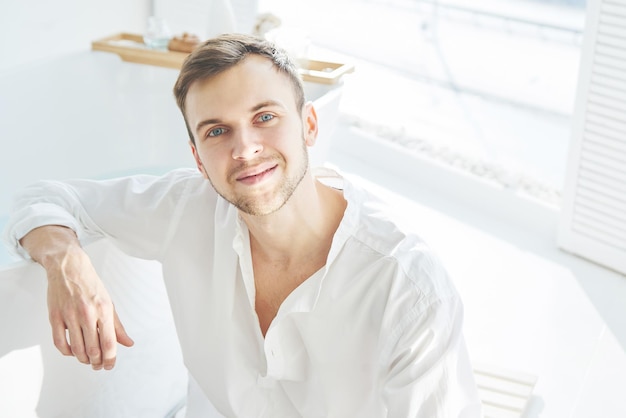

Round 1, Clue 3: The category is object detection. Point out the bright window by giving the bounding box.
[258,0,587,205]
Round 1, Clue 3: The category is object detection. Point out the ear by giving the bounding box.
[189,141,208,179]
[303,102,318,147]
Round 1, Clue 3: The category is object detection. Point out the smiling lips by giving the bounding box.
[236,164,278,185]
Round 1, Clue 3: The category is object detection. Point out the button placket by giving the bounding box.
[264,329,284,378]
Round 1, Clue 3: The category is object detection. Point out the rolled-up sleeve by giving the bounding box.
[2,168,199,261]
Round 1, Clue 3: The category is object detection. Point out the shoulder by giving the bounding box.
[124,167,204,191]
[75,168,218,221]
[342,178,457,302]
[115,168,212,202]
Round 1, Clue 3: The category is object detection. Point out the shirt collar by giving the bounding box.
[227,166,365,313]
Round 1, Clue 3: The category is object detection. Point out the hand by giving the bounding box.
[21,226,134,370]
[46,246,134,370]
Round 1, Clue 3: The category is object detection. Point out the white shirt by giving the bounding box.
[3,168,482,417]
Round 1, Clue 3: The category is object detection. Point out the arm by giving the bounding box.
[3,169,201,369]
[382,295,483,417]
[4,169,200,261]
[21,225,133,370]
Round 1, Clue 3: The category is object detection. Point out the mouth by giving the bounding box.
[236,164,278,185]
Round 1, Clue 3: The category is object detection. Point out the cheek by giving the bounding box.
[196,147,226,174]
[270,122,304,146]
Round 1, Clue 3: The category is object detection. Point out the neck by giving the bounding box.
[241,174,346,266]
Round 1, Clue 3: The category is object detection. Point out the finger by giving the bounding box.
[114,310,134,348]
[67,324,89,364]
[82,320,103,370]
[98,315,118,371]
[50,317,72,356]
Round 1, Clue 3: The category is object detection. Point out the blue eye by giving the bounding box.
[208,127,226,137]
[259,114,274,122]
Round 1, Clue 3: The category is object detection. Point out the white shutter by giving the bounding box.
[558,0,626,274]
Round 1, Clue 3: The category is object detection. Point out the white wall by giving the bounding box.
[155,0,259,39]
[0,0,151,72]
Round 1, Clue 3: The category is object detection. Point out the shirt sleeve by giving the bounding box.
[2,168,201,261]
[382,291,483,418]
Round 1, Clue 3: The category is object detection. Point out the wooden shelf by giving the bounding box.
[298,58,354,85]
[91,33,354,84]
[91,33,188,69]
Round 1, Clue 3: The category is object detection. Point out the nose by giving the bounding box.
[231,127,263,160]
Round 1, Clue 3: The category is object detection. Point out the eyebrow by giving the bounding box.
[194,100,286,135]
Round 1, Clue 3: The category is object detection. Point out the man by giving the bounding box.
[3,34,481,416]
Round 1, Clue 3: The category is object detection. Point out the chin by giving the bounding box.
[234,194,290,216]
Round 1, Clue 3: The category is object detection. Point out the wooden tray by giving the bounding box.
[91,33,354,84]
[298,59,354,85]
[92,33,188,69]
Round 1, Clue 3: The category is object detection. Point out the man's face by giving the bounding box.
[185,55,317,216]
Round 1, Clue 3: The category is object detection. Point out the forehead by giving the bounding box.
[184,55,297,117]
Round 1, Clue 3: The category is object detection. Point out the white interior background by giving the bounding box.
[2,0,626,417]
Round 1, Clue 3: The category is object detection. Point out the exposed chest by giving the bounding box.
[253,260,323,336]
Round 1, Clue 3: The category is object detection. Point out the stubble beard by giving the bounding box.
[208,139,309,216]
